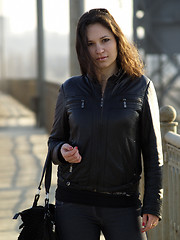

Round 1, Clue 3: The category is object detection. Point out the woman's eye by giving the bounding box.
[87,42,93,46]
[102,38,110,43]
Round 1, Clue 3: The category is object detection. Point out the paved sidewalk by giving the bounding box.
[0,92,57,240]
[0,92,105,240]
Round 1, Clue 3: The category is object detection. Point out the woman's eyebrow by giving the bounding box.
[100,35,110,39]
[88,35,110,41]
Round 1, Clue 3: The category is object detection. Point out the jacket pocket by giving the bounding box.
[66,97,86,110]
[59,162,76,181]
[122,97,142,111]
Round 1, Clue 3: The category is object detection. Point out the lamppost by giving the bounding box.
[36,0,45,127]
[69,0,84,76]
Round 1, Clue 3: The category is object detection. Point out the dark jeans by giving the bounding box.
[55,201,147,240]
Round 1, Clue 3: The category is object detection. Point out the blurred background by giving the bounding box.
[0,0,179,130]
[0,0,132,81]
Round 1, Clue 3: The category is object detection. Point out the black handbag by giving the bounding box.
[13,150,58,240]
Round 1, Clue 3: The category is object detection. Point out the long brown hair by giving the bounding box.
[76,8,144,80]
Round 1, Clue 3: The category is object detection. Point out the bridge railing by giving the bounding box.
[148,105,180,240]
[165,132,180,240]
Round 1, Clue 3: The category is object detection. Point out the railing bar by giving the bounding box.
[165,131,180,148]
[168,164,173,239]
[177,170,180,237]
[172,165,175,238]
[175,168,178,238]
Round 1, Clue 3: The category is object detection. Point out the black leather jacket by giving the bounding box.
[48,73,163,218]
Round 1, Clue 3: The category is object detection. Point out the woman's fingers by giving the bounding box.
[142,214,159,232]
[61,143,73,152]
[65,150,81,163]
[142,214,148,232]
[61,144,82,163]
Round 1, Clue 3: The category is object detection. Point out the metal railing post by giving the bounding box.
[69,0,84,76]
[36,0,45,127]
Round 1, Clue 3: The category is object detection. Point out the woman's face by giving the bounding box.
[86,23,118,74]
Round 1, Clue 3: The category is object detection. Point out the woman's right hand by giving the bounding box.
[60,143,82,163]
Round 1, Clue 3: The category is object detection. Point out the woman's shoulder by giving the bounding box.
[61,75,84,95]
[138,74,151,85]
[123,73,151,87]
[136,75,158,100]
[63,75,83,85]
[134,74,153,92]
[124,74,152,96]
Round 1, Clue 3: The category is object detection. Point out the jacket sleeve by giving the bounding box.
[140,80,163,219]
[48,85,69,165]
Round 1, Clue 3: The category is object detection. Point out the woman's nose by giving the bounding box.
[96,44,104,54]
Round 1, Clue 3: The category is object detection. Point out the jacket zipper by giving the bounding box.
[96,93,104,191]
[123,98,127,108]
[100,97,104,108]
[81,99,85,108]
[122,97,142,109]
[69,164,73,173]
[68,99,85,174]
[91,88,105,191]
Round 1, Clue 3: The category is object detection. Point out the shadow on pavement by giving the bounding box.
[0,92,56,240]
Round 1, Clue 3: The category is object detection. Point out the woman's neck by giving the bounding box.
[96,66,118,94]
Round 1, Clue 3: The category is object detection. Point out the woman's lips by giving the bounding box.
[96,56,108,61]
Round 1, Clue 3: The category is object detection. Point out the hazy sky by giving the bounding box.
[1,0,133,37]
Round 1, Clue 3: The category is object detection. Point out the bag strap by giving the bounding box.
[13,150,53,219]
[38,149,52,193]
[33,149,52,207]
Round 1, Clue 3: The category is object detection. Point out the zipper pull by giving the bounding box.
[69,164,73,173]
[81,99,85,108]
[123,98,127,108]
[100,97,103,108]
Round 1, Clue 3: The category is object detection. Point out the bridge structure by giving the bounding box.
[133,0,180,112]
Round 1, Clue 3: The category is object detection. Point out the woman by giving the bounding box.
[48,8,163,240]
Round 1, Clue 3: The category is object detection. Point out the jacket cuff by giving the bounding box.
[141,203,162,220]
[52,142,66,165]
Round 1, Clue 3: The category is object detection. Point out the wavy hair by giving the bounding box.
[76,8,144,80]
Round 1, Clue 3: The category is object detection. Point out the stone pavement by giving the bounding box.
[0,92,56,240]
[0,92,105,240]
